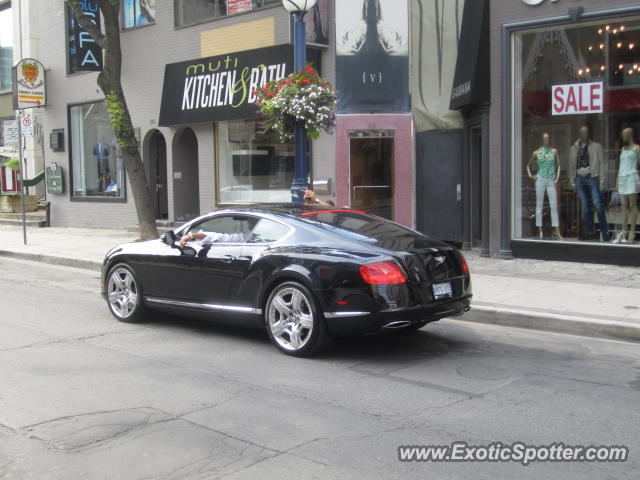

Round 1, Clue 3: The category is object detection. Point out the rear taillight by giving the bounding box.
[459,252,469,275]
[360,262,407,285]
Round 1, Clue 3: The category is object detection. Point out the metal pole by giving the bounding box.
[290,11,309,204]
[16,111,27,245]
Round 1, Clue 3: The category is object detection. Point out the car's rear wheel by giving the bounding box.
[106,263,146,323]
[265,281,332,356]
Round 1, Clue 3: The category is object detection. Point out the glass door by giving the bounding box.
[349,131,394,219]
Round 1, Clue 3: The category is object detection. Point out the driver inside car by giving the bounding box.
[178,230,247,248]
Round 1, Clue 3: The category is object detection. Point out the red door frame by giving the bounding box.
[334,114,414,227]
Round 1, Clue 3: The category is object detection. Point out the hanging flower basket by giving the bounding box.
[254,66,337,143]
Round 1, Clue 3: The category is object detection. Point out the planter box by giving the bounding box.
[0,195,38,213]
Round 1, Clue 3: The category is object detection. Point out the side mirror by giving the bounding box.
[161,231,177,246]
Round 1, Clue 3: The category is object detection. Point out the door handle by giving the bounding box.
[220,255,236,263]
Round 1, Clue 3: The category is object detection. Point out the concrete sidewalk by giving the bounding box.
[1,225,639,342]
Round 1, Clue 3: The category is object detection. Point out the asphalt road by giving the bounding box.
[0,258,638,480]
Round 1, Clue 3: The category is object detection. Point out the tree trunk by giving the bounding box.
[68,0,158,240]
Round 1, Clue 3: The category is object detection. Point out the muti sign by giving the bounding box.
[552,82,603,116]
[66,2,103,74]
[13,58,46,109]
[159,45,299,126]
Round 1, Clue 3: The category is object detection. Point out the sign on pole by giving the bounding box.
[20,116,34,137]
[2,120,19,146]
[13,58,46,109]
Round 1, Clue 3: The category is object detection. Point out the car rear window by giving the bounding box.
[299,210,419,242]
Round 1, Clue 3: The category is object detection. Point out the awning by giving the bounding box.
[449,0,490,110]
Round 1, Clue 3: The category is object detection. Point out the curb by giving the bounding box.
[0,250,101,271]
[457,305,640,343]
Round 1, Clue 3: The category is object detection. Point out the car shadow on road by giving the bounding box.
[143,310,272,347]
[142,311,482,362]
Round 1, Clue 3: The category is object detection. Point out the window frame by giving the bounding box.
[68,100,128,203]
[501,5,640,262]
[173,0,281,29]
[214,121,307,207]
[0,1,13,94]
[121,0,156,31]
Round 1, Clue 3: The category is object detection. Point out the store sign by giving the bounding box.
[228,0,252,14]
[335,0,410,113]
[13,59,46,109]
[552,82,603,116]
[159,45,295,126]
[66,2,103,74]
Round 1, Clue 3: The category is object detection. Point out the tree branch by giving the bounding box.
[66,0,106,49]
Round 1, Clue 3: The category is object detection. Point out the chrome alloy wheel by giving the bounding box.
[267,287,315,352]
[107,267,139,320]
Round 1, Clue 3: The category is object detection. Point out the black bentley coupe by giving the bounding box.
[101,206,472,356]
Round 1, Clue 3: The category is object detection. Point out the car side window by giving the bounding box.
[247,218,291,243]
[187,215,256,243]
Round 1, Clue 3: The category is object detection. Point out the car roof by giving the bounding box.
[209,204,368,218]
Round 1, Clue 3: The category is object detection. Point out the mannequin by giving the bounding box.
[527,132,562,240]
[569,126,610,241]
[94,137,110,191]
[613,127,639,243]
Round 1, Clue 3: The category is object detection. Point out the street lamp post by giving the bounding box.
[282,0,317,204]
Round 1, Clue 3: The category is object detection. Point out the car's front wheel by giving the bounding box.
[265,281,332,356]
[106,263,146,323]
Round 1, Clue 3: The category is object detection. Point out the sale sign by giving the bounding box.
[228,0,252,14]
[552,82,603,115]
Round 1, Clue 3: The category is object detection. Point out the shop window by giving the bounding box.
[69,101,125,200]
[174,0,279,27]
[217,120,295,204]
[0,5,12,93]
[513,17,640,246]
[122,0,155,29]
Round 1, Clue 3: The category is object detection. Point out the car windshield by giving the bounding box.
[298,210,423,247]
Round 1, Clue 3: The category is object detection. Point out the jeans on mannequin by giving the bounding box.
[575,176,608,236]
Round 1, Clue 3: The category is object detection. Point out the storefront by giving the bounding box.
[159,44,314,213]
[334,0,413,226]
[493,0,640,266]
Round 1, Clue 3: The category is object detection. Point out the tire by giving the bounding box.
[105,263,147,323]
[264,281,332,356]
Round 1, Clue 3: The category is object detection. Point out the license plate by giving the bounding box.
[432,282,453,299]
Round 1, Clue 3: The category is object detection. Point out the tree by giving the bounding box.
[67,0,158,240]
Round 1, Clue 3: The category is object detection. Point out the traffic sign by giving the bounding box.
[13,58,47,110]
[20,116,33,137]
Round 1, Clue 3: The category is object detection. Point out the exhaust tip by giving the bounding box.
[382,320,412,329]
